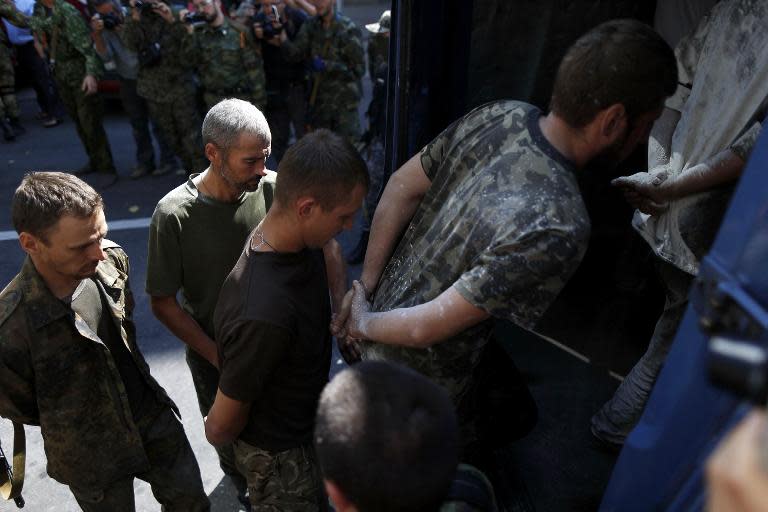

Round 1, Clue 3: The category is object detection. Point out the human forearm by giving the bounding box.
[648,107,681,169]
[658,148,745,201]
[323,239,346,314]
[150,296,218,367]
[360,153,430,293]
[205,388,250,446]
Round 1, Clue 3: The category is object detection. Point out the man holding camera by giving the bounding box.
[29,0,116,175]
[277,0,363,142]
[122,0,207,175]
[254,0,308,163]
[90,0,179,178]
[179,0,266,110]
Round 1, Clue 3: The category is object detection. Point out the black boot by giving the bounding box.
[346,229,370,265]
[8,117,25,136]
[1,118,15,141]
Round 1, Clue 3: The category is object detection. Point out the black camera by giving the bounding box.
[183,12,208,24]
[101,12,122,29]
[133,0,155,15]
[252,6,283,40]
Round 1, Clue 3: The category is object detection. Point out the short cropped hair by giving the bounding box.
[12,172,104,242]
[275,129,369,211]
[201,98,271,153]
[550,19,677,128]
[315,362,459,512]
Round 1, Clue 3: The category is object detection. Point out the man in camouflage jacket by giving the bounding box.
[0,0,28,140]
[277,0,363,141]
[180,0,266,110]
[0,172,209,511]
[332,20,679,454]
[122,0,207,174]
[29,0,115,174]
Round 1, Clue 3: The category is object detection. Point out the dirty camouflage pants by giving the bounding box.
[309,105,360,143]
[147,96,207,174]
[185,347,248,496]
[69,405,209,512]
[0,45,19,119]
[233,440,327,512]
[55,77,115,172]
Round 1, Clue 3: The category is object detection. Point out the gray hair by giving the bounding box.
[201,98,271,152]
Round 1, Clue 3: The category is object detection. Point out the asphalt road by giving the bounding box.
[0,3,387,509]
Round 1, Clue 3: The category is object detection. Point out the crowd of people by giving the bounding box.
[0,0,377,179]
[1,0,767,511]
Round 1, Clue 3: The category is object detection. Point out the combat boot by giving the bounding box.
[1,118,15,141]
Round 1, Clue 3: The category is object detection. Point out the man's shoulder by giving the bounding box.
[335,13,359,32]
[152,180,197,221]
[0,274,25,331]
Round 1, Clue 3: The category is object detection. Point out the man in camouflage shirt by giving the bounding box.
[29,0,116,174]
[277,0,364,141]
[122,0,207,174]
[0,172,208,511]
[180,0,266,109]
[0,0,28,141]
[333,20,679,450]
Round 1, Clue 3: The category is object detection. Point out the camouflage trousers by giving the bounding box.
[0,45,19,119]
[55,77,115,172]
[185,347,248,496]
[309,104,360,143]
[69,405,209,512]
[147,96,207,174]
[233,440,327,512]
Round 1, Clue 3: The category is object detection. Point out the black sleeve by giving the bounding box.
[217,319,292,403]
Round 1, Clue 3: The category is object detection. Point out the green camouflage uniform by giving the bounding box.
[0,242,209,510]
[281,11,364,140]
[30,0,115,171]
[183,18,266,110]
[233,440,326,512]
[0,1,28,119]
[122,9,207,173]
[361,101,591,446]
[366,32,387,87]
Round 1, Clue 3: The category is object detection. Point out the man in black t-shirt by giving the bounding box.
[206,129,368,511]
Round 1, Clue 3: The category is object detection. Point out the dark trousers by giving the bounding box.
[119,78,176,170]
[14,41,64,117]
[265,82,307,164]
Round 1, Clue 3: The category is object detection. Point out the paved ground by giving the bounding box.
[0,2,388,510]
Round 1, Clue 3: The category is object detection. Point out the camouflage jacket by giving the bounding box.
[122,8,196,103]
[29,0,103,86]
[183,18,266,108]
[0,243,178,489]
[366,32,387,85]
[0,1,28,47]
[281,11,364,110]
[363,101,590,386]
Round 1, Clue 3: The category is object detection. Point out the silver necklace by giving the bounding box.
[254,229,278,252]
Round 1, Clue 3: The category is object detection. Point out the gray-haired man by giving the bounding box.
[146,99,346,503]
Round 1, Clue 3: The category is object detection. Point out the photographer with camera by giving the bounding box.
[253,0,308,164]
[90,0,179,178]
[29,0,116,175]
[178,0,266,110]
[122,0,207,175]
[276,0,363,142]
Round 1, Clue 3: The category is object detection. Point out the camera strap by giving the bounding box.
[0,421,25,503]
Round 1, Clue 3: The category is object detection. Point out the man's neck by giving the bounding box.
[256,208,306,253]
[321,9,334,27]
[199,168,241,203]
[538,113,592,169]
[40,0,55,9]
[32,262,80,300]
[210,12,224,28]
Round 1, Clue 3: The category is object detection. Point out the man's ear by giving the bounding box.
[598,103,627,140]
[18,232,42,256]
[296,197,318,219]
[325,479,356,512]
[204,142,219,164]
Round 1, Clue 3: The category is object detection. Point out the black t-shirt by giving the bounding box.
[214,241,332,451]
[69,279,155,420]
